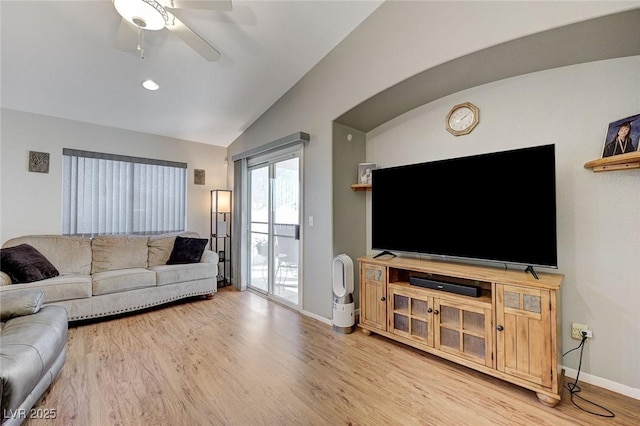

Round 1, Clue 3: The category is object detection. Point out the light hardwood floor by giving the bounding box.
[27,287,639,426]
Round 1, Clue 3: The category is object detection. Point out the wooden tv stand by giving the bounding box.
[358,255,563,407]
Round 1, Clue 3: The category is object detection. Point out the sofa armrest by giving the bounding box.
[0,271,12,285]
[200,249,219,264]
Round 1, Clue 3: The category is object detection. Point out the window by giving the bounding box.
[62,149,187,236]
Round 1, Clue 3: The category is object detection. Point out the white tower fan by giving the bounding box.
[332,254,355,334]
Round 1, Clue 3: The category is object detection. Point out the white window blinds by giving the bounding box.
[62,149,187,236]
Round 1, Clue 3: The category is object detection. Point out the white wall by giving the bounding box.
[366,56,640,397]
[0,109,228,243]
[226,1,640,398]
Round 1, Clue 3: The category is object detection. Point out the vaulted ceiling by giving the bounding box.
[1,0,383,147]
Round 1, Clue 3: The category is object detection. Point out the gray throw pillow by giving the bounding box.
[0,290,45,321]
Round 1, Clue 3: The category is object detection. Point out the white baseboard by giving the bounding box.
[301,309,332,326]
[302,308,361,328]
[563,366,640,400]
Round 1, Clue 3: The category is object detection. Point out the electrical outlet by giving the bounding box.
[571,322,589,340]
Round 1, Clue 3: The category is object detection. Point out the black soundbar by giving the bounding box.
[409,276,481,297]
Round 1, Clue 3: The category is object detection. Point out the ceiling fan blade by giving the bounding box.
[166,0,232,11]
[114,18,139,52]
[166,15,221,61]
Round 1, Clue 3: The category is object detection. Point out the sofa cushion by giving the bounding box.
[0,275,93,304]
[148,232,200,267]
[0,244,60,283]
[92,268,156,296]
[0,306,67,415]
[2,235,92,275]
[91,235,149,274]
[0,290,45,321]
[167,236,208,265]
[149,262,217,286]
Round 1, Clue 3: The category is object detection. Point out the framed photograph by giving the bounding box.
[601,113,640,158]
[358,162,376,185]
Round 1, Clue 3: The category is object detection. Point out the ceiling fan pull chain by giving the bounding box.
[137,28,145,60]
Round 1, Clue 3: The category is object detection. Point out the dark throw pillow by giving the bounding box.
[166,236,208,265]
[0,243,60,284]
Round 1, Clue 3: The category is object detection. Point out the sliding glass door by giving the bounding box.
[247,150,300,308]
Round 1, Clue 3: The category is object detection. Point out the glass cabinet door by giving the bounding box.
[389,287,434,347]
[434,298,493,368]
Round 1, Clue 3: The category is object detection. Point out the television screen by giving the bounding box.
[371,144,557,268]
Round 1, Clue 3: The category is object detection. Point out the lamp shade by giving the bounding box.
[212,190,231,213]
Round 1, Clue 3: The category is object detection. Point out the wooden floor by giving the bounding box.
[28,287,639,426]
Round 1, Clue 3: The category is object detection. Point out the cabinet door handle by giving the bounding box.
[427,308,433,313]
[497,325,504,331]
[433,309,439,315]
[380,296,386,301]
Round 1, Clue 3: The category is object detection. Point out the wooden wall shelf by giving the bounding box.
[584,151,640,172]
[350,184,372,191]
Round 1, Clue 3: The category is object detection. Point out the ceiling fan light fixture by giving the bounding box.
[142,79,160,91]
[113,0,169,31]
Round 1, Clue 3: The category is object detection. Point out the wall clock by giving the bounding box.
[445,102,479,136]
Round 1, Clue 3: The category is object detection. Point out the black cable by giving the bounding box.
[562,334,615,418]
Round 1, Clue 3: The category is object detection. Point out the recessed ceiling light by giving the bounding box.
[142,79,160,91]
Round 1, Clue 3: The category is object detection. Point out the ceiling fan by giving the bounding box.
[113,0,232,61]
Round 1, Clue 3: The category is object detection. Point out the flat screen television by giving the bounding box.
[371,144,557,269]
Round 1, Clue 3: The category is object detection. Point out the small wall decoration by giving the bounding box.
[602,113,640,158]
[28,151,50,173]
[194,169,205,185]
[358,162,376,185]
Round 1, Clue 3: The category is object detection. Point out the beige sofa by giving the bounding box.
[0,233,218,322]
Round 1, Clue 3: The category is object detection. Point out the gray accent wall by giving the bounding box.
[332,123,367,303]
